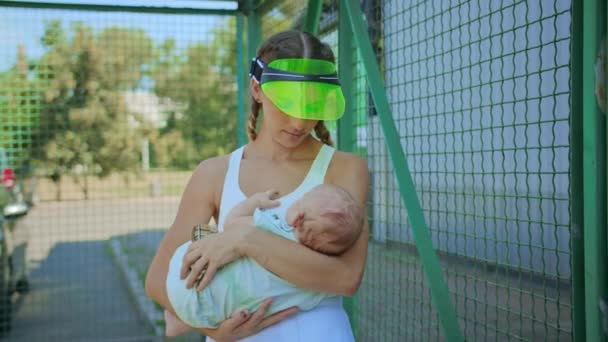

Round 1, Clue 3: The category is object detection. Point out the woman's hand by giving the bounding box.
[203,298,299,342]
[180,225,253,291]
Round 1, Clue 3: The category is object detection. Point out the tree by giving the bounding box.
[150,17,238,168]
[0,45,43,173]
[33,20,154,199]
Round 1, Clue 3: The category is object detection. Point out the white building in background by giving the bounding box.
[123,90,185,129]
[122,90,185,171]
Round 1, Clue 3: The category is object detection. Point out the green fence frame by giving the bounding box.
[2,0,607,340]
[580,0,608,341]
[570,1,586,340]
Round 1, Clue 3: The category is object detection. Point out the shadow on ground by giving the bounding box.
[4,240,153,341]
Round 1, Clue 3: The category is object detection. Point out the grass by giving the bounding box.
[36,169,192,201]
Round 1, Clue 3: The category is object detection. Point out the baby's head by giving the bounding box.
[286,184,364,255]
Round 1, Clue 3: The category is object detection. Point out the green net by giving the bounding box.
[0,3,237,339]
[0,5,238,201]
[0,0,585,340]
[359,1,571,340]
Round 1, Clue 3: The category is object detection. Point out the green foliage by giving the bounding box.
[0,55,43,170]
[31,20,155,197]
[1,16,241,198]
[150,17,237,167]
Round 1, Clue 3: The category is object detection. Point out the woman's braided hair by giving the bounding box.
[248,30,335,146]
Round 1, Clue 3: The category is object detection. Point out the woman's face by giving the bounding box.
[252,79,318,148]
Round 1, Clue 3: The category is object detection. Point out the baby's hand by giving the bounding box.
[252,189,281,209]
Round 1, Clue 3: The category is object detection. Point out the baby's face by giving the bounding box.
[286,190,343,253]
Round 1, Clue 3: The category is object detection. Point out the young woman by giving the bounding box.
[145,30,369,341]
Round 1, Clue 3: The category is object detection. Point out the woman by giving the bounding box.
[145,30,369,341]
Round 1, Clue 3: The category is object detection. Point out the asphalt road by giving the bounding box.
[4,197,180,341]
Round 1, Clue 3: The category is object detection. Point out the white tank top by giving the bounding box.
[209,144,354,342]
[218,144,334,231]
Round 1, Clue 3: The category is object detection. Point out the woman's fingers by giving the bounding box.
[208,308,252,340]
[226,308,252,329]
[257,306,299,331]
[246,298,273,327]
[180,245,202,279]
[186,256,209,289]
[196,262,218,291]
[237,299,299,335]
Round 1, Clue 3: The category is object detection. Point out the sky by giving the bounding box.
[0,1,236,71]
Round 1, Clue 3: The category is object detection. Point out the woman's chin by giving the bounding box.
[277,132,307,147]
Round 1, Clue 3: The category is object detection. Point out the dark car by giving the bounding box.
[0,148,31,333]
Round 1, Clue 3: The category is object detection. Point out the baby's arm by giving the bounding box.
[225,190,279,224]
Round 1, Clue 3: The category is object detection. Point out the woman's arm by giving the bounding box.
[145,157,297,340]
[145,158,220,312]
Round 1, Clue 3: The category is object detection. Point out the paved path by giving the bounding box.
[4,197,180,341]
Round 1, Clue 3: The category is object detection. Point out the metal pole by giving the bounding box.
[236,13,247,147]
[570,0,586,340]
[0,0,237,15]
[243,0,261,142]
[583,0,607,340]
[304,0,322,34]
[338,0,357,336]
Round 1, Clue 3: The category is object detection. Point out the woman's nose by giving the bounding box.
[289,117,312,131]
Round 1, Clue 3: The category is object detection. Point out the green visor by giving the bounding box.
[249,58,345,121]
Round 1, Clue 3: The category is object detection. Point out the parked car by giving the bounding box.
[0,148,31,333]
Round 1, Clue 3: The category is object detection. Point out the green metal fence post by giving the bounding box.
[236,12,247,147]
[304,0,322,34]
[570,0,586,340]
[338,1,355,153]
[0,0,237,15]
[583,0,608,340]
[342,1,464,341]
[247,0,261,58]
[243,0,261,142]
[337,0,357,336]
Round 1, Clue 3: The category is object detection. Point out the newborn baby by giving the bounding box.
[165,183,364,336]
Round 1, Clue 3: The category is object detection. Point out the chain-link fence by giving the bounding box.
[0,0,603,341]
[259,0,575,341]
[0,2,237,340]
[363,1,571,340]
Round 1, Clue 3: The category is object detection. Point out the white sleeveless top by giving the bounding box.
[208,144,354,342]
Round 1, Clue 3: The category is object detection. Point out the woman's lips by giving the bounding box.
[284,130,304,137]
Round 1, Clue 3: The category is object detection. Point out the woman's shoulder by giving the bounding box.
[327,149,368,191]
[329,149,367,171]
[187,153,233,210]
[189,153,232,190]
[194,153,232,180]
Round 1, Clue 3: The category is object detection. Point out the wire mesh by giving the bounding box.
[0,3,236,340]
[353,0,572,341]
[0,0,578,341]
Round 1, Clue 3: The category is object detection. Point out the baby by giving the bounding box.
[164,183,364,336]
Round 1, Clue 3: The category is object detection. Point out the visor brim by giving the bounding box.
[262,81,345,121]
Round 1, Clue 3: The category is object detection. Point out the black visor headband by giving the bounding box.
[248,57,340,86]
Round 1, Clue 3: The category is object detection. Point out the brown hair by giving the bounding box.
[248,30,335,146]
